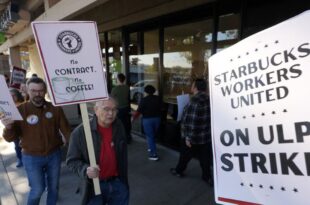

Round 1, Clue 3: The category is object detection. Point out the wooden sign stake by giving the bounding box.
[79,102,101,195]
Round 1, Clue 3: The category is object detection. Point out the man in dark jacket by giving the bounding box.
[66,97,129,205]
[111,73,132,143]
[170,78,213,186]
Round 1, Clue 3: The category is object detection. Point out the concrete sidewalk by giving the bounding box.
[0,135,217,205]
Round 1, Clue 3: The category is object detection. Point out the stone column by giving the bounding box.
[9,46,22,68]
[28,44,44,78]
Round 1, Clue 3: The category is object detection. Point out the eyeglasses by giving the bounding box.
[29,89,45,94]
[100,107,118,114]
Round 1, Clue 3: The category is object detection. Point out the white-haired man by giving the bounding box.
[66,98,129,205]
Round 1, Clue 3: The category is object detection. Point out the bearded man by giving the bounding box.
[1,77,71,205]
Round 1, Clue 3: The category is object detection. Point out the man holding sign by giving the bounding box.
[1,77,71,205]
[66,97,129,205]
[170,79,213,186]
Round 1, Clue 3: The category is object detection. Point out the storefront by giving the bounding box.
[0,0,309,148]
[86,0,309,148]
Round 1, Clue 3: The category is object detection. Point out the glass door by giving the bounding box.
[162,19,213,146]
[106,30,124,89]
[128,30,160,133]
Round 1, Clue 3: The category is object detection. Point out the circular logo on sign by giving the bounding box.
[26,115,39,125]
[57,30,82,54]
[45,112,53,119]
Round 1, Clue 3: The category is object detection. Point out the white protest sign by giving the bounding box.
[177,94,190,121]
[32,21,108,106]
[209,11,310,205]
[0,75,22,120]
[32,21,105,195]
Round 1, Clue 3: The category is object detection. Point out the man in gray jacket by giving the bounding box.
[66,98,129,205]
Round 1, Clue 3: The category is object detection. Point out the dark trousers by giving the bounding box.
[175,138,212,180]
[14,139,22,161]
[117,106,132,141]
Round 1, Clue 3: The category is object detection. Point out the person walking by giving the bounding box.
[66,98,129,205]
[170,78,213,186]
[9,88,24,167]
[132,85,161,161]
[1,77,71,205]
[111,73,132,143]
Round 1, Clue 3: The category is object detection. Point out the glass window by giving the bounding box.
[129,30,159,103]
[107,30,123,87]
[217,13,240,52]
[129,30,160,133]
[163,20,213,106]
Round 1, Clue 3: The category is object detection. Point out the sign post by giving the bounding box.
[79,103,100,194]
[32,21,109,195]
[209,11,310,205]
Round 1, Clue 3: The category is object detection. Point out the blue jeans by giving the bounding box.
[22,149,61,205]
[142,117,161,156]
[87,178,129,205]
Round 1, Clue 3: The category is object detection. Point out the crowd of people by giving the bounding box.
[0,73,213,205]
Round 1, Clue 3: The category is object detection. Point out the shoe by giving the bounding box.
[148,155,159,161]
[16,160,23,168]
[170,168,183,177]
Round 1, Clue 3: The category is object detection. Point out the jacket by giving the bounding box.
[111,84,130,109]
[2,101,71,156]
[181,91,211,144]
[66,115,128,205]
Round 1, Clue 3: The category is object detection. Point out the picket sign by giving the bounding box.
[209,10,310,205]
[32,21,109,195]
[0,75,23,121]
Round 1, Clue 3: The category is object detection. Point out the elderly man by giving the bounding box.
[66,98,129,205]
[1,77,71,205]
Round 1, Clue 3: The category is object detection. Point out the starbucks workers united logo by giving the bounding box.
[57,30,82,54]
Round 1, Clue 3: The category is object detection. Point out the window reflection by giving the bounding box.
[129,54,159,102]
[128,30,160,133]
[163,20,212,104]
[107,30,123,87]
[163,52,192,103]
[217,13,240,52]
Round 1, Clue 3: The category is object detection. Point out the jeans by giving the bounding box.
[87,178,129,205]
[22,149,61,205]
[142,117,161,156]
